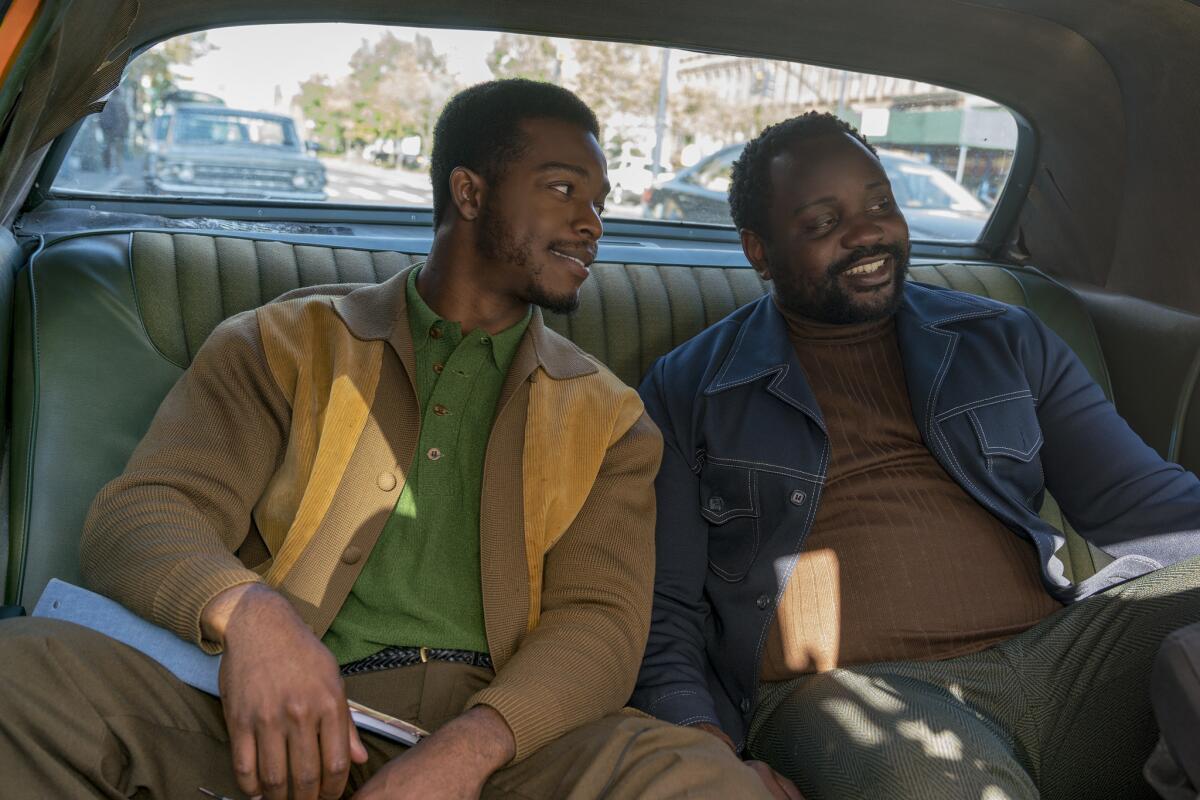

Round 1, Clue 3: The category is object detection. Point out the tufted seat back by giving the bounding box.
[5,231,1113,608]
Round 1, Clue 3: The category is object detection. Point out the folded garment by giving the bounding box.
[1145,621,1200,800]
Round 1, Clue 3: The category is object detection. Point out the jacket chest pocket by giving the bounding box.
[699,462,760,582]
[942,393,1045,504]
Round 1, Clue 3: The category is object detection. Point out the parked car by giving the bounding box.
[146,104,326,201]
[608,155,674,205]
[643,143,988,240]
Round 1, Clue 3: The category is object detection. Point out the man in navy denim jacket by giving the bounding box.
[632,112,1200,800]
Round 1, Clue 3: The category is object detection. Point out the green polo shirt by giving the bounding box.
[323,268,531,664]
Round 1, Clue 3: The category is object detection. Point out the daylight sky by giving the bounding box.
[180,24,502,113]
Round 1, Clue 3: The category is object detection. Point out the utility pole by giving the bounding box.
[651,48,671,179]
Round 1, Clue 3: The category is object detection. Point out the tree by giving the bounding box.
[117,32,215,143]
[569,41,662,157]
[487,34,561,82]
[295,75,353,153]
[669,84,752,150]
[294,32,458,157]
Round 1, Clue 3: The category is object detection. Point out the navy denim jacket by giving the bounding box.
[631,283,1200,750]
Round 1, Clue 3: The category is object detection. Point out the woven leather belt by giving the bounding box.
[339,645,493,676]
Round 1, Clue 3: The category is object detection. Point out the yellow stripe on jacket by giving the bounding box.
[522,366,645,631]
[255,297,383,587]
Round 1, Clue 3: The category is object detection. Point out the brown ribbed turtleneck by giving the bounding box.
[759,307,1061,680]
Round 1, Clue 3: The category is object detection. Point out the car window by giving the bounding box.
[49,24,1019,241]
[173,112,298,148]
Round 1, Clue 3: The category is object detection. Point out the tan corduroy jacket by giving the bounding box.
[80,267,663,760]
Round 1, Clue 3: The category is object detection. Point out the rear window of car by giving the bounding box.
[50,24,1020,242]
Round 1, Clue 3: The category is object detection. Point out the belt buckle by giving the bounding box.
[419,646,430,663]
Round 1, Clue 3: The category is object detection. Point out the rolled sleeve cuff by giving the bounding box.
[464,685,579,763]
[152,557,264,654]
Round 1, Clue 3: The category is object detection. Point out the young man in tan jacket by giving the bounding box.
[0,80,778,800]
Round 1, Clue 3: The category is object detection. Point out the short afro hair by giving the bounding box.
[430,79,600,227]
[729,112,877,239]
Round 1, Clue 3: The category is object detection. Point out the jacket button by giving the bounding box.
[377,472,397,491]
[341,546,363,565]
[790,489,807,506]
[740,697,752,714]
[756,594,772,610]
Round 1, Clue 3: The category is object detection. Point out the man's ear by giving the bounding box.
[740,228,773,282]
[449,166,486,221]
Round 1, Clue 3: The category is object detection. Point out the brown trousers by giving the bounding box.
[0,618,768,799]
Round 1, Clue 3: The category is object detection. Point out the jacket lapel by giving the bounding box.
[704,295,826,431]
[894,282,1006,442]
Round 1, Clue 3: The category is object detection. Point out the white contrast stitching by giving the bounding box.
[647,689,700,711]
[935,389,1035,421]
[706,455,825,483]
[962,407,1044,461]
[678,715,721,726]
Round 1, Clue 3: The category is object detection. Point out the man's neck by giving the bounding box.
[773,296,895,343]
[420,234,531,335]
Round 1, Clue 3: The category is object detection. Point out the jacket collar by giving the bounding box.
[704,294,821,422]
[704,281,1005,412]
[331,263,599,383]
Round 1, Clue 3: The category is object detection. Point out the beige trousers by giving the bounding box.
[0,618,768,799]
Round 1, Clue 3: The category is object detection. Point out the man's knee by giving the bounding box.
[0,617,101,674]
[752,673,1036,800]
[600,715,772,799]
[489,713,772,799]
[0,617,186,717]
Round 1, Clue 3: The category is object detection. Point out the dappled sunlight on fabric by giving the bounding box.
[818,697,888,746]
[981,784,1016,800]
[764,549,841,675]
[896,719,965,760]
[841,671,907,714]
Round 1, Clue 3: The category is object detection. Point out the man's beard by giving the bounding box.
[770,242,910,324]
[476,199,581,315]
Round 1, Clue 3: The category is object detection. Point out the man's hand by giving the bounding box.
[693,722,804,800]
[352,705,515,799]
[204,583,369,800]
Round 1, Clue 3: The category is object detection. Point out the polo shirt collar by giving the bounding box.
[404,266,531,370]
[332,264,595,381]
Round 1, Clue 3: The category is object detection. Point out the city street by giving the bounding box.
[54,154,645,218]
[322,157,643,218]
[322,158,432,205]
